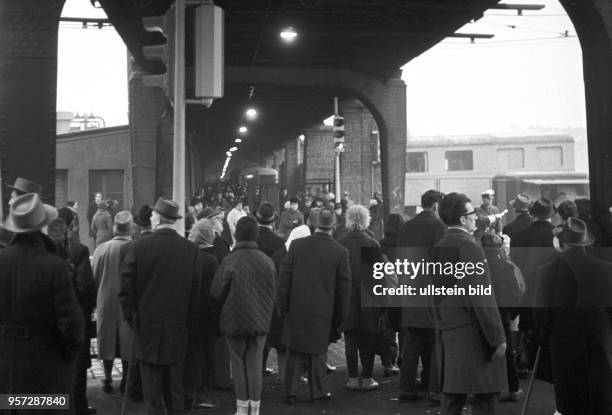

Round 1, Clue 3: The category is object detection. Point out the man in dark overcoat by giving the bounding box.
[536,217,612,415]
[254,202,285,375]
[57,207,97,414]
[397,190,446,402]
[510,197,556,372]
[0,193,84,399]
[119,197,200,415]
[429,192,507,415]
[502,193,533,244]
[278,207,351,402]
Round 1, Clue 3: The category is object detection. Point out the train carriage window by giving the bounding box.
[406,152,428,172]
[536,146,563,168]
[445,150,473,171]
[498,148,524,169]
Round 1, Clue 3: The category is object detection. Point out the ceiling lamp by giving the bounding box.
[235,138,242,143]
[245,108,258,120]
[280,26,298,43]
[230,147,237,152]
[226,151,231,156]
[238,126,248,134]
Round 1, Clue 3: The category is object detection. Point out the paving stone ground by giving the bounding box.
[87,339,557,415]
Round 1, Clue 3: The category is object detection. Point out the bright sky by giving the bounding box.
[57,0,585,136]
[57,0,128,127]
[402,0,585,137]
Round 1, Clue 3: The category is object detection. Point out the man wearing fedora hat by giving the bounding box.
[6,177,43,207]
[278,206,351,403]
[0,193,83,396]
[536,217,612,415]
[503,194,533,245]
[510,197,558,375]
[254,202,285,376]
[119,197,200,415]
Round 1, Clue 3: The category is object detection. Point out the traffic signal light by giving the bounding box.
[333,115,345,144]
[194,3,224,101]
[141,8,175,99]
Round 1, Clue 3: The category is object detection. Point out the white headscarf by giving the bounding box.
[285,224,311,251]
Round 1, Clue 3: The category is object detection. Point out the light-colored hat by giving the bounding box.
[481,189,495,197]
[113,211,134,235]
[2,193,57,233]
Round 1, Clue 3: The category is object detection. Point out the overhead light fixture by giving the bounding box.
[226,151,231,156]
[298,134,305,142]
[245,174,254,179]
[230,146,237,152]
[238,126,248,134]
[245,108,258,120]
[235,138,242,143]
[280,26,298,43]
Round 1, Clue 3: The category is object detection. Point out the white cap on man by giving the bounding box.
[481,189,495,197]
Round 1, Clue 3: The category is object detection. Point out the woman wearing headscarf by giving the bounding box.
[337,205,386,391]
[270,225,311,383]
[184,219,221,410]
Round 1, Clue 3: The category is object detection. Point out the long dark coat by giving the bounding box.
[119,228,200,365]
[510,220,556,330]
[398,210,448,328]
[337,230,385,333]
[429,229,507,394]
[0,233,83,395]
[278,232,351,355]
[536,248,612,414]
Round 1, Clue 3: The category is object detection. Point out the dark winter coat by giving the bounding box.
[337,230,385,333]
[503,212,533,244]
[270,247,289,349]
[429,228,507,394]
[194,248,219,340]
[0,233,84,395]
[211,241,276,338]
[398,210,447,328]
[119,228,200,365]
[278,232,351,355]
[69,240,96,368]
[256,226,284,258]
[510,220,556,328]
[536,248,612,415]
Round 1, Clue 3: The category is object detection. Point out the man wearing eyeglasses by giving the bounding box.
[429,192,507,415]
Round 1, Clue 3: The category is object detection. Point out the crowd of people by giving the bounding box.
[1,175,611,415]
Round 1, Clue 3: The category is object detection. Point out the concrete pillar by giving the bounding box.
[339,100,381,206]
[377,72,407,216]
[303,125,334,193]
[284,139,299,196]
[561,0,612,240]
[0,0,65,208]
[127,71,170,209]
